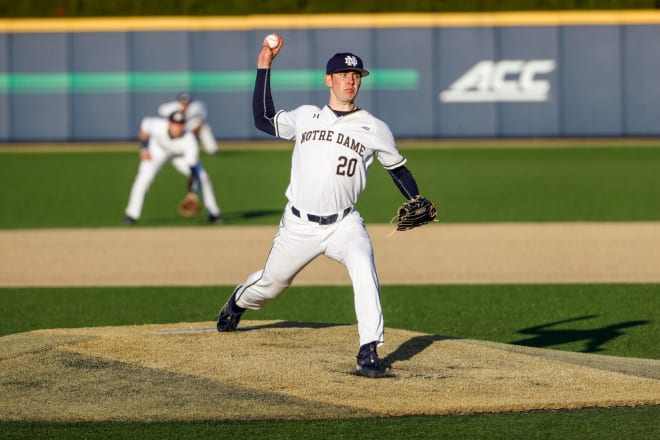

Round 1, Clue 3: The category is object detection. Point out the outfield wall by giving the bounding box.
[1,12,659,141]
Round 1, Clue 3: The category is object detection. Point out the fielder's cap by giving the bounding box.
[169,110,186,123]
[326,52,369,77]
[177,92,192,103]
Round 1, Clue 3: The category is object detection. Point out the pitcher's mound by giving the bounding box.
[1,321,658,422]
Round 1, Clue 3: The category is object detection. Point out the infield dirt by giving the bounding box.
[3,222,660,286]
[0,223,659,421]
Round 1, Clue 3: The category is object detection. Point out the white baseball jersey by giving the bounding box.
[274,105,406,215]
[140,117,199,167]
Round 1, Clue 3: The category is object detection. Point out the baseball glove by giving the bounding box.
[178,192,202,218]
[393,196,437,231]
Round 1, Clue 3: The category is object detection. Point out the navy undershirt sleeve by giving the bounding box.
[387,165,420,200]
[253,69,277,136]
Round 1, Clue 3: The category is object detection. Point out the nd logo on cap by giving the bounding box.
[326,52,370,77]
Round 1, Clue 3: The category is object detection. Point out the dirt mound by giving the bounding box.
[1,321,658,422]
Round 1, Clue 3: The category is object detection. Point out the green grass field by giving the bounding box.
[1,143,659,439]
[1,284,658,358]
[2,145,660,228]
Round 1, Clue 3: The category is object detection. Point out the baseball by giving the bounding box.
[264,33,279,49]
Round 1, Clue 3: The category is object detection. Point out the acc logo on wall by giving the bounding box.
[439,60,556,103]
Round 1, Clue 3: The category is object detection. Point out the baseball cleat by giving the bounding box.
[355,341,387,378]
[208,213,224,224]
[216,285,245,332]
[122,215,137,225]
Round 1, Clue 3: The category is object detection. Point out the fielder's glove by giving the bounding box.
[393,196,438,231]
[178,192,202,218]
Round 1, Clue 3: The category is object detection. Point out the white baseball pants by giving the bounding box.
[124,147,220,220]
[234,204,384,347]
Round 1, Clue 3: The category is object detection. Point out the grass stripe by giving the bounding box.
[1,284,657,358]
[1,146,659,228]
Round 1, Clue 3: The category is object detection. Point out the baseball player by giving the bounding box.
[158,93,219,155]
[123,110,223,224]
[215,34,433,379]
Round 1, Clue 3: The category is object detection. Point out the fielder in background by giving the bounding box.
[158,93,219,155]
[123,110,223,225]
[215,33,436,378]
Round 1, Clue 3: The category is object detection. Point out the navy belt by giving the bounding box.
[291,206,352,225]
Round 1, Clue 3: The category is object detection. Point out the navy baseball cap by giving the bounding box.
[169,110,186,123]
[177,92,191,103]
[326,52,369,77]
